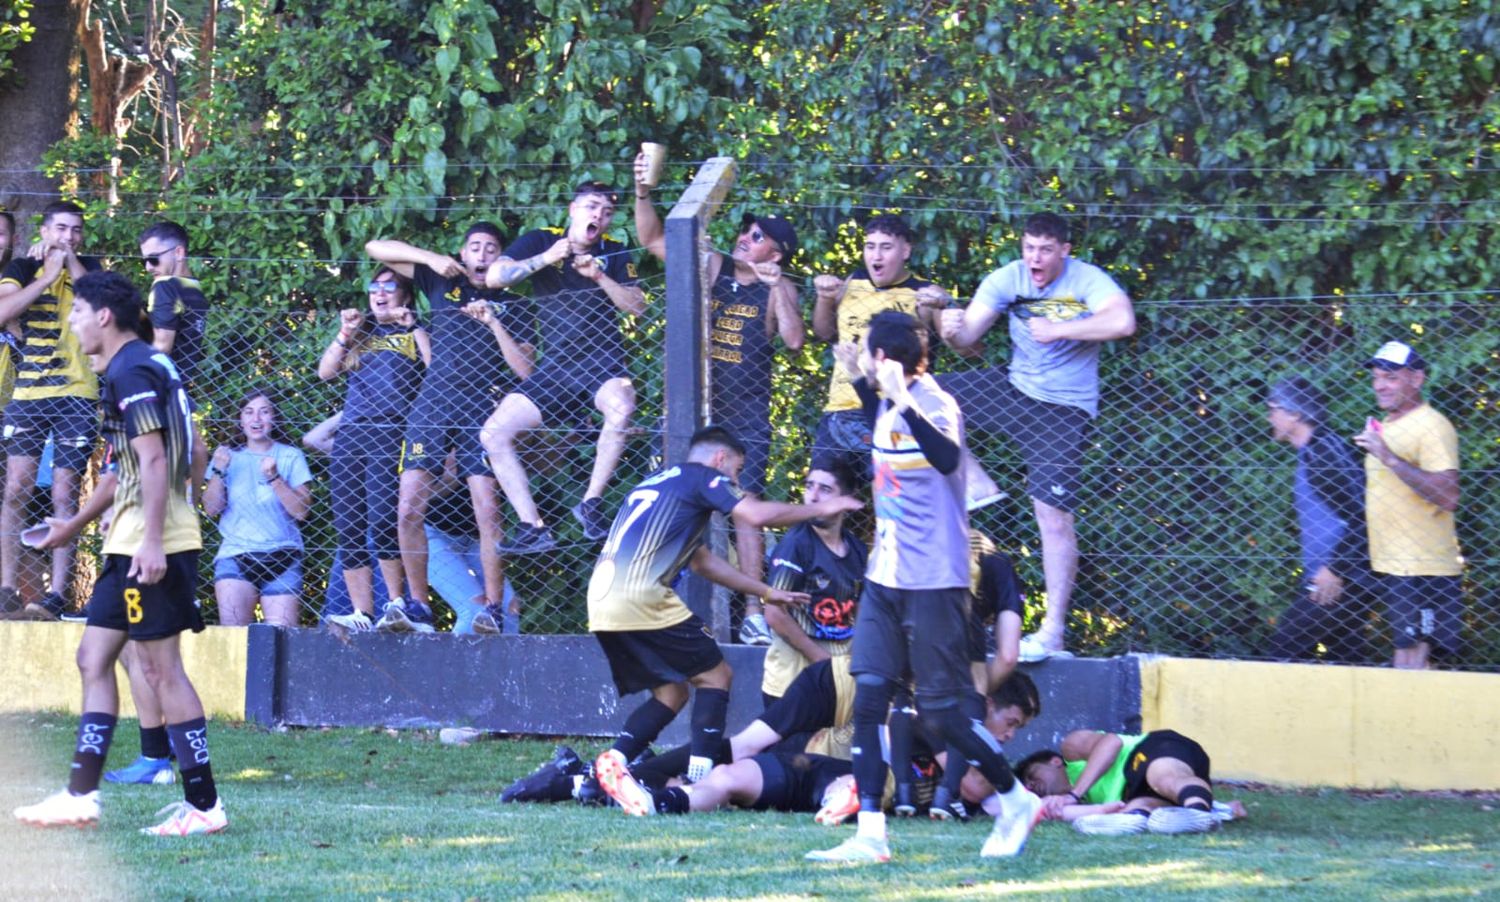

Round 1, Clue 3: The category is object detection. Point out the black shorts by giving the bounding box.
[849,582,974,706]
[751,751,852,813]
[86,552,204,640]
[402,379,500,478]
[811,410,872,484]
[3,395,99,471]
[934,371,1090,512]
[594,615,725,696]
[761,658,838,739]
[518,361,628,426]
[1379,574,1463,654]
[1122,730,1212,804]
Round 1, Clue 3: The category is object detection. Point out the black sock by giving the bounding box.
[941,741,966,796]
[689,688,730,762]
[887,697,915,797]
[927,697,1016,794]
[141,724,171,760]
[1178,784,1214,811]
[167,718,217,810]
[851,678,896,813]
[68,712,117,795]
[654,786,691,815]
[612,698,677,762]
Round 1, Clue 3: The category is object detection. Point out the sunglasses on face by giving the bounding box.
[367,281,400,294]
[142,254,165,267]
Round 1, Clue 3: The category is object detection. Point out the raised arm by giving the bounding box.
[811,274,848,342]
[632,155,667,262]
[365,238,462,280]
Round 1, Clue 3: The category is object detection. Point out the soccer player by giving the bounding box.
[14,271,225,835]
[364,223,533,633]
[587,426,862,812]
[806,310,1042,864]
[634,158,806,646]
[0,201,103,619]
[483,182,645,554]
[810,214,952,480]
[139,220,209,389]
[759,462,866,705]
[936,212,1136,661]
[1016,728,1245,835]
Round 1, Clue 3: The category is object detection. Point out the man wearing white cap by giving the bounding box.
[1352,341,1463,669]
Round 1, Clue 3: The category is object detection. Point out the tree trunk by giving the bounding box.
[0,0,84,241]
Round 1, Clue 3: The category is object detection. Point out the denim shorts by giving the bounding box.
[214,549,303,596]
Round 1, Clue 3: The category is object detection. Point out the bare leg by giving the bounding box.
[684,759,766,811]
[48,467,80,599]
[585,378,635,501]
[467,474,506,602]
[481,394,545,526]
[214,579,259,626]
[397,468,436,603]
[134,633,206,725]
[1033,497,1078,644]
[1143,758,1210,806]
[259,594,300,628]
[1,454,39,590]
[77,626,129,714]
[118,642,164,729]
[1394,641,1432,670]
[343,565,375,616]
[729,719,783,762]
[375,557,406,603]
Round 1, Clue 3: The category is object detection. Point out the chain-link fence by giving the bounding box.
[4,240,1496,671]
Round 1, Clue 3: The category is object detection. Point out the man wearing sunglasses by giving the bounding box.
[483,182,644,555]
[633,156,807,645]
[936,212,1136,662]
[139,221,209,390]
[0,201,103,620]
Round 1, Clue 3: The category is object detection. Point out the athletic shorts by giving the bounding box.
[750,751,852,813]
[849,582,974,706]
[3,395,99,471]
[1122,729,1212,804]
[517,361,628,427]
[214,549,303,597]
[934,370,1090,512]
[1379,574,1463,654]
[86,552,204,640]
[761,658,838,739]
[811,410,872,484]
[402,378,502,478]
[594,614,725,697]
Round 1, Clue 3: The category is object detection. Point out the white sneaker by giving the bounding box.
[141,798,228,836]
[1147,806,1218,835]
[376,599,434,634]
[1073,811,1149,836]
[1017,632,1072,663]
[804,834,891,863]
[14,788,100,828]
[738,612,773,646]
[593,750,654,817]
[328,610,373,632]
[981,788,1044,858]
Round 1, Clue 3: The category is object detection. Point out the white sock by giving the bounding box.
[981,792,1003,817]
[686,755,712,784]
[855,810,887,841]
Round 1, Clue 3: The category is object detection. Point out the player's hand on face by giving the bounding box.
[763,588,812,608]
[430,254,465,279]
[210,446,231,472]
[813,274,843,301]
[572,253,602,282]
[751,261,782,285]
[938,307,965,342]
[26,239,45,261]
[128,545,167,585]
[460,299,493,324]
[260,456,280,482]
[874,357,908,401]
[339,308,365,332]
[39,245,67,280]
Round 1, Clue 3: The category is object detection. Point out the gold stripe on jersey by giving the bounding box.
[102,349,201,557]
[4,269,99,400]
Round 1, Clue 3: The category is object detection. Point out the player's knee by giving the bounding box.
[852,675,897,723]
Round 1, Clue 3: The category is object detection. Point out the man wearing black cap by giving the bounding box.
[1264,376,1375,663]
[633,159,806,644]
[810,214,953,481]
[483,182,645,555]
[1353,341,1463,669]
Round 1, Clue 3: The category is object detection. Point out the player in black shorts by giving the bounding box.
[15,271,225,835]
[483,182,646,554]
[1017,728,1245,835]
[583,426,862,815]
[365,223,535,632]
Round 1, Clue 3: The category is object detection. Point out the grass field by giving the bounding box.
[1,714,1496,901]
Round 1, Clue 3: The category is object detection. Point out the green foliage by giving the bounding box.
[46,0,1499,660]
[0,0,34,86]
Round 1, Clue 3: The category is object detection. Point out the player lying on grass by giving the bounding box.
[1015,729,1248,835]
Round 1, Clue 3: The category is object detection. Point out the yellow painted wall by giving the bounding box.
[1140,656,1500,791]
[0,622,247,720]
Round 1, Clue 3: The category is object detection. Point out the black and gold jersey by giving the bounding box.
[147,275,209,387]
[100,340,200,556]
[0,256,104,400]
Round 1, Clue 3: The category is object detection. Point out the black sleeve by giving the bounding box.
[978,552,1024,620]
[903,405,961,474]
[504,229,548,262]
[1305,430,1370,574]
[149,280,180,329]
[852,377,880,428]
[114,362,169,440]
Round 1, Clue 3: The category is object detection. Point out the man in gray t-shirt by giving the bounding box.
[935,213,1135,661]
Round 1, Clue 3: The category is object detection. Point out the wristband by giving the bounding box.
[1066,791,1081,803]
[267,473,282,484]
[334,334,350,348]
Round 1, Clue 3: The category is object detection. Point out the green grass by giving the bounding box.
[2,714,1497,900]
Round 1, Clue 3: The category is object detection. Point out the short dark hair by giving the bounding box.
[1022,212,1069,244]
[1014,748,1061,784]
[74,271,147,338]
[988,670,1040,719]
[573,181,619,205]
[865,309,927,376]
[864,213,913,245]
[139,220,190,250]
[464,220,504,245]
[689,425,747,458]
[815,459,859,496]
[41,201,85,226]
